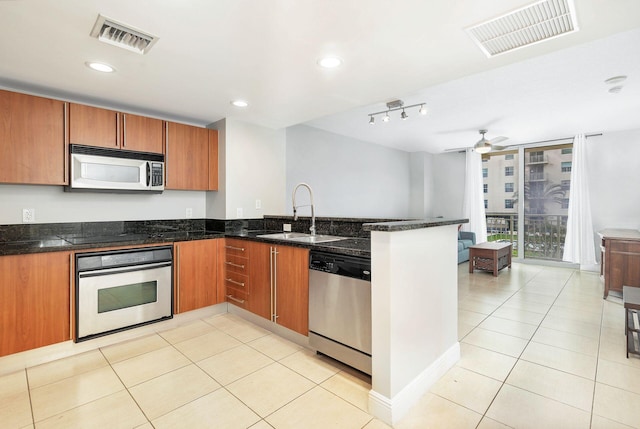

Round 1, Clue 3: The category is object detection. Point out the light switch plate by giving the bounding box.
[255,199,262,209]
[237,208,243,218]
[185,208,193,218]
[283,223,292,232]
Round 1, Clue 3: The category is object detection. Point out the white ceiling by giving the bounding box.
[1,0,639,153]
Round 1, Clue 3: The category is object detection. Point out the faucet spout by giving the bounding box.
[292,183,316,236]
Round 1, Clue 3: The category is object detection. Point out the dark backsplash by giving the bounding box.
[0,216,397,242]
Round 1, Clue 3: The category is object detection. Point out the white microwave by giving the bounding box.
[67,145,164,193]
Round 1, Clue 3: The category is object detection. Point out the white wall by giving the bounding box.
[408,152,436,218]
[431,151,466,218]
[207,118,286,219]
[0,184,206,224]
[286,125,411,218]
[588,128,640,232]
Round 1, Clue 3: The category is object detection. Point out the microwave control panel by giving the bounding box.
[150,162,164,186]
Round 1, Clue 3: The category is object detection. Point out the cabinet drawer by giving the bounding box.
[226,287,248,308]
[225,254,249,274]
[225,271,248,290]
[225,239,249,256]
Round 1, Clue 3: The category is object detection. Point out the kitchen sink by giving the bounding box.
[256,232,346,243]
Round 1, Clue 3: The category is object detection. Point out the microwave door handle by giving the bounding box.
[146,162,151,187]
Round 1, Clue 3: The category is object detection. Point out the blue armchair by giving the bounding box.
[458,231,476,264]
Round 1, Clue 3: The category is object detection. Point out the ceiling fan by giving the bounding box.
[446,129,509,153]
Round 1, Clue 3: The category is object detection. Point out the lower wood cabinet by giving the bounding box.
[174,239,223,313]
[224,239,309,335]
[603,238,640,298]
[0,251,72,357]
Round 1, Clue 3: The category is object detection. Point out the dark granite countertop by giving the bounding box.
[363,218,468,232]
[1,229,369,258]
[223,230,370,257]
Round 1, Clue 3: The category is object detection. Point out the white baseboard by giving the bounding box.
[368,342,460,425]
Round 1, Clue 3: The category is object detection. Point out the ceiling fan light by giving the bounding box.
[474,141,491,154]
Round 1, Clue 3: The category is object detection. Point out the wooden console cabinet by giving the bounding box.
[600,229,640,298]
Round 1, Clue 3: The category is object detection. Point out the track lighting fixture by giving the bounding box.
[368,99,427,124]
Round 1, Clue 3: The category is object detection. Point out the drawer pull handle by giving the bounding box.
[225,245,245,252]
[226,278,245,287]
[225,261,245,269]
[226,294,245,304]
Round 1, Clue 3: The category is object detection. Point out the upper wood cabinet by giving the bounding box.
[0,251,72,357]
[165,122,218,191]
[69,103,163,154]
[0,90,68,185]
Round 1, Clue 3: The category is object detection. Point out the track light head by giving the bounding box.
[367,100,426,124]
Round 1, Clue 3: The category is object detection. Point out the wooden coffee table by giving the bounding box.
[469,242,512,276]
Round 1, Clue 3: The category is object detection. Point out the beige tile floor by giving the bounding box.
[2,262,639,428]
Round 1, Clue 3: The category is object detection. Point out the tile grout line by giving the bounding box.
[472,268,578,428]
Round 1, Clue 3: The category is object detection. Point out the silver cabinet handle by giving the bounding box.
[226,294,245,304]
[271,246,279,321]
[226,278,245,287]
[225,245,245,252]
[225,261,245,269]
[175,245,180,312]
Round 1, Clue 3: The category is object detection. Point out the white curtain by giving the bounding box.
[563,133,597,268]
[462,149,488,243]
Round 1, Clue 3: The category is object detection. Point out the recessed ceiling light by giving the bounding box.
[317,57,342,68]
[605,75,627,85]
[231,100,249,108]
[85,61,115,73]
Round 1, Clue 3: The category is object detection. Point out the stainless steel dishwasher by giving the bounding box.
[308,250,372,375]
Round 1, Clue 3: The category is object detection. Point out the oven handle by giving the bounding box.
[78,261,172,278]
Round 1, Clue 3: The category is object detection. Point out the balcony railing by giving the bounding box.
[485,213,568,260]
[528,172,548,181]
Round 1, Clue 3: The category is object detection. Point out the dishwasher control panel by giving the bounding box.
[309,251,371,281]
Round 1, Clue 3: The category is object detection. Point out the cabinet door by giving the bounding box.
[0,90,67,185]
[0,252,72,357]
[165,121,209,190]
[175,239,219,313]
[274,245,309,335]
[247,241,272,320]
[69,103,119,148]
[122,113,163,154]
[208,129,219,191]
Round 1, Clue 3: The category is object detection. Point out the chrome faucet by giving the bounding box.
[292,182,316,236]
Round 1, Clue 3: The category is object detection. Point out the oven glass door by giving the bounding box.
[78,264,172,339]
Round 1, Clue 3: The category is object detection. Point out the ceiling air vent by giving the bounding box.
[90,15,158,55]
[465,0,578,57]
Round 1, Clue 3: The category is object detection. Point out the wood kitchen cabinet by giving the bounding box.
[225,239,308,335]
[174,239,222,313]
[0,251,72,357]
[165,121,218,191]
[69,103,163,154]
[0,89,68,185]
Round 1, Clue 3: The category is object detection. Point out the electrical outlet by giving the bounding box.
[237,208,243,218]
[255,199,262,209]
[283,223,292,232]
[185,208,193,218]
[22,208,35,223]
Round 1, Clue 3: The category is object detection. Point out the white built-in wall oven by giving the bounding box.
[75,246,173,342]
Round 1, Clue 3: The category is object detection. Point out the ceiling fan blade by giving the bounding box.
[444,147,470,152]
[489,136,508,144]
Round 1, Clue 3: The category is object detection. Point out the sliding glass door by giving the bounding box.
[482,143,572,261]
